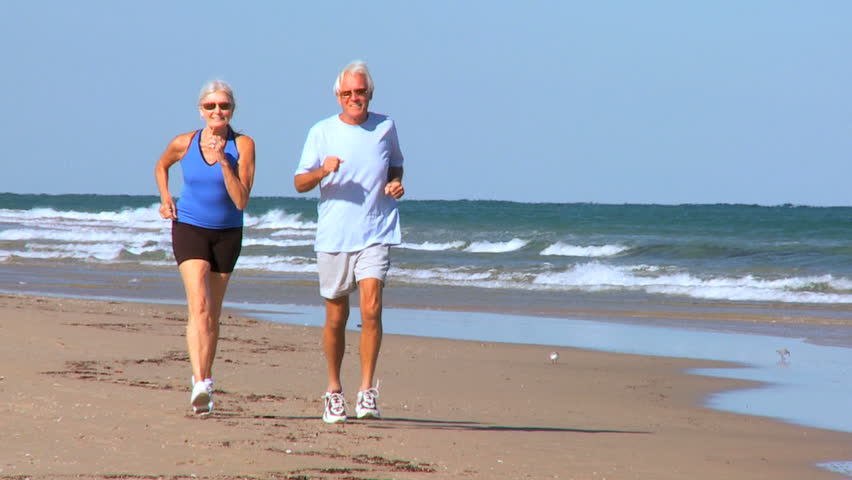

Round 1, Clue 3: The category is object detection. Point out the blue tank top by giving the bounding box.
[176,129,243,229]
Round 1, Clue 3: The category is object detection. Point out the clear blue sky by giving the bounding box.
[2,1,849,205]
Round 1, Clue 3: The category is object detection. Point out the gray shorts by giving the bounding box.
[317,244,391,299]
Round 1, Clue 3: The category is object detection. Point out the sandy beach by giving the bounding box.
[1,293,851,480]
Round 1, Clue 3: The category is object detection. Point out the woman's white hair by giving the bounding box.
[333,60,374,98]
[198,79,236,109]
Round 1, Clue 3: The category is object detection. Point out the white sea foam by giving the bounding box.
[14,242,127,261]
[395,267,509,289]
[540,242,629,257]
[124,244,163,256]
[386,262,852,304]
[399,241,465,251]
[245,209,316,230]
[0,227,165,244]
[0,205,318,232]
[0,205,164,229]
[645,273,852,303]
[271,229,315,238]
[236,255,317,273]
[534,262,637,290]
[464,238,528,253]
[0,205,317,263]
[402,266,496,282]
[532,263,852,304]
[242,237,314,248]
[0,207,167,239]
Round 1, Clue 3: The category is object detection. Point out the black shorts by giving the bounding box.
[172,221,243,273]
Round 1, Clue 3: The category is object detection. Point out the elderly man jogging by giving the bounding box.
[294,60,405,423]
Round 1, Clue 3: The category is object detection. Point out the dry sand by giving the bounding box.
[1,294,850,479]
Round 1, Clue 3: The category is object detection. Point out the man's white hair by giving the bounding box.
[333,60,374,97]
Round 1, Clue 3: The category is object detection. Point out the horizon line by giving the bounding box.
[0,191,849,209]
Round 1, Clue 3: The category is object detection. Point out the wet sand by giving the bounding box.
[1,293,851,479]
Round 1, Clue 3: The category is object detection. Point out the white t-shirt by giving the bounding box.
[296,112,404,253]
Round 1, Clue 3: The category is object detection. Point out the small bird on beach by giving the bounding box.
[549,351,559,364]
[776,348,790,362]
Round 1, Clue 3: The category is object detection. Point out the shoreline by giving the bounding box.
[1,293,851,479]
[9,268,852,350]
[5,260,851,328]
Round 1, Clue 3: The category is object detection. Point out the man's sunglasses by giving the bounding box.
[201,102,233,111]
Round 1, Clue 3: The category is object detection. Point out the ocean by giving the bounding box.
[1,193,850,308]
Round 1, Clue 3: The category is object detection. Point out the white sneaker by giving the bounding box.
[322,392,347,424]
[356,387,381,419]
[191,379,213,416]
